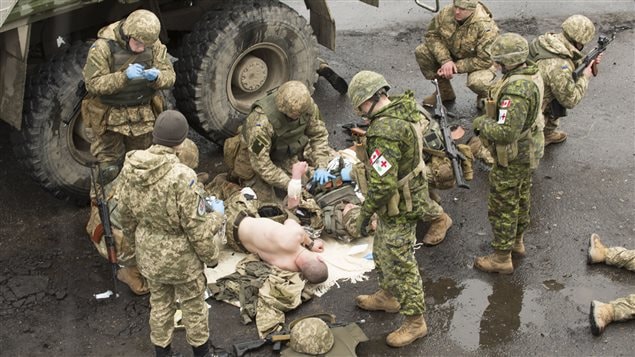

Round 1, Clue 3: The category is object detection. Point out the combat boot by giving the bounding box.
[386,314,428,347]
[544,130,567,146]
[192,340,211,357]
[356,289,400,313]
[512,234,526,257]
[474,250,513,274]
[590,300,614,336]
[317,58,348,94]
[154,345,183,357]
[467,137,494,166]
[422,79,455,107]
[587,233,607,264]
[117,266,149,295]
[422,213,453,246]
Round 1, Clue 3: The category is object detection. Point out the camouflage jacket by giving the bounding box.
[528,32,589,109]
[83,20,176,136]
[473,63,543,166]
[424,2,499,73]
[242,102,332,189]
[117,145,222,284]
[361,91,429,222]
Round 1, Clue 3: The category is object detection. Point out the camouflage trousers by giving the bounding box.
[90,130,153,165]
[414,44,496,98]
[487,163,532,251]
[605,247,635,271]
[544,113,560,133]
[609,294,635,322]
[374,217,425,316]
[147,273,209,348]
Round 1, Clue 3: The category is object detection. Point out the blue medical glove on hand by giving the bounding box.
[126,63,145,80]
[341,166,353,182]
[210,199,224,215]
[312,168,335,185]
[143,68,160,81]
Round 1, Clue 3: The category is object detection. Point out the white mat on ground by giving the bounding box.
[204,236,375,298]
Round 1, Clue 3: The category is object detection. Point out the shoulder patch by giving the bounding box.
[499,99,511,108]
[497,109,508,124]
[561,65,569,70]
[197,197,206,216]
[370,149,382,164]
[250,135,267,155]
[372,155,392,176]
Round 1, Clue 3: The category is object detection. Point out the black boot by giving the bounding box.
[155,344,183,357]
[192,340,211,357]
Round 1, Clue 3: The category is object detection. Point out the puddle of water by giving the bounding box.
[542,279,565,291]
[448,278,492,351]
[479,279,524,348]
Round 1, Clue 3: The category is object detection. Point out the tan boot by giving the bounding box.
[386,314,428,347]
[544,130,567,146]
[422,79,455,107]
[467,136,494,166]
[474,250,513,274]
[423,213,453,246]
[356,289,401,313]
[587,233,607,264]
[512,234,526,257]
[117,266,149,295]
[590,300,614,336]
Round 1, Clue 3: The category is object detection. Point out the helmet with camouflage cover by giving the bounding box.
[561,15,595,45]
[122,9,161,45]
[490,33,529,67]
[176,138,199,169]
[454,0,478,9]
[289,318,334,355]
[275,81,314,119]
[347,70,391,111]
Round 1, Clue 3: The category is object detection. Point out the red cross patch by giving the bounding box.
[372,155,392,176]
[497,109,508,124]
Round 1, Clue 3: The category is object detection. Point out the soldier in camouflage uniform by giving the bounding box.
[83,9,176,184]
[587,234,635,336]
[415,0,499,108]
[472,33,545,274]
[528,15,601,146]
[117,111,222,357]
[347,70,452,347]
[225,80,335,203]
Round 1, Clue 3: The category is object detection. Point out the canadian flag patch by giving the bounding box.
[369,149,382,164]
[497,109,508,124]
[500,99,511,108]
[372,155,392,176]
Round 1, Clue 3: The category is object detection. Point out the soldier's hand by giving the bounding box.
[313,168,335,185]
[287,178,302,199]
[312,239,325,253]
[583,61,595,78]
[437,61,457,79]
[341,165,353,182]
[143,68,160,81]
[126,63,145,80]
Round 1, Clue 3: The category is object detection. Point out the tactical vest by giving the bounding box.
[253,93,310,162]
[485,71,545,169]
[99,39,157,107]
[360,113,427,216]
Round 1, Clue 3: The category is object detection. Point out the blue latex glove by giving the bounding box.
[341,166,353,182]
[143,68,160,81]
[126,63,145,80]
[210,199,224,215]
[312,168,335,185]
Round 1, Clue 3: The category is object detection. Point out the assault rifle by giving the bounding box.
[64,80,88,126]
[431,79,469,189]
[233,331,290,357]
[572,33,614,80]
[90,165,119,297]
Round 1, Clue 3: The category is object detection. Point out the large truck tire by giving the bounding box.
[174,0,319,144]
[13,41,93,204]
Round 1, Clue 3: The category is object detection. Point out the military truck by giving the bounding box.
[1,0,439,203]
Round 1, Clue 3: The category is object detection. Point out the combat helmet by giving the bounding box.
[275,81,314,119]
[561,15,596,45]
[122,9,161,45]
[490,33,529,67]
[347,70,391,112]
[289,318,334,355]
[176,138,199,169]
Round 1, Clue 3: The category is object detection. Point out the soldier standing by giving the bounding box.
[83,9,176,184]
[346,70,451,347]
[414,0,499,109]
[587,234,635,336]
[117,110,223,357]
[225,80,336,203]
[528,15,601,146]
[471,33,545,274]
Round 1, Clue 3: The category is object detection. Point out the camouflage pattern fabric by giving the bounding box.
[289,318,334,355]
[83,17,175,162]
[414,2,499,96]
[528,32,590,132]
[121,9,161,45]
[116,144,223,284]
[605,246,635,271]
[275,81,314,118]
[90,130,152,164]
[610,294,635,322]
[147,273,209,347]
[256,268,306,338]
[240,95,332,191]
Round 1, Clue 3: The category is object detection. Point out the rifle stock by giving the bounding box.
[431,79,469,189]
[233,333,290,357]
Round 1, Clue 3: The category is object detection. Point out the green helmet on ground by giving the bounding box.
[561,15,596,45]
[490,33,529,67]
[289,318,334,355]
[347,70,391,111]
[275,81,314,119]
[122,9,161,45]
